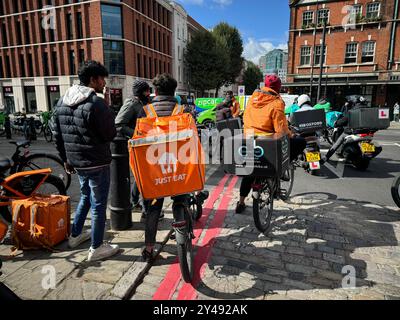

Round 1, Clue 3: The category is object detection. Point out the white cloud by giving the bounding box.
[243,38,288,64]
[212,0,233,7]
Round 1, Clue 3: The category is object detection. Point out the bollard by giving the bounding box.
[4,116,11,139]
[109,136,133,231]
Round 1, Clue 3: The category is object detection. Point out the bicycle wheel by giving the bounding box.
[280,165,295,201]
[44,125,53,143]
[391,175,400,208]
[176,210,194,283]
[34,174,66,195]
[253,182,274,234]
[18,154,71,191]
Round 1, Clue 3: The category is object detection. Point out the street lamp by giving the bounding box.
[309,0,321,98]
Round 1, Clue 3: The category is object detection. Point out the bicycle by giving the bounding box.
[5,140,71,191]
[0,166,65,301]
[392,174,400,208]
[35,111,53,143]
[252,164,295,234]
[173,190,209,283]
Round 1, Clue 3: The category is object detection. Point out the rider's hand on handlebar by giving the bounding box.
[64,163,76,175]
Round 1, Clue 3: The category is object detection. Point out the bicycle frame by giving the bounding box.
[0,169,52,207]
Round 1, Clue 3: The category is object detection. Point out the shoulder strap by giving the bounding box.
[143,104,158,118]
[172,104,184,116]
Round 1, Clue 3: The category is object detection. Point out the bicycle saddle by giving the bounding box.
[9,140,30,148]
[0,158,12,173]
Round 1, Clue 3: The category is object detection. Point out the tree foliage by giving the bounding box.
[242,61,264,95]
[212,23,244,94]
[185,30,229,95]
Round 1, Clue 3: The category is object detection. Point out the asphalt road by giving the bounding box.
[292,128,400,207]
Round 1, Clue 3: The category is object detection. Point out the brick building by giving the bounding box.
[287,0,400,109]
[0,0,179,113]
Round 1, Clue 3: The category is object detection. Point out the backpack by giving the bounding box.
[11,195,71,250]
[129,104,205,200]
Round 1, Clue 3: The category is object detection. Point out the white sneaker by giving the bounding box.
[68,230,91,249]
[87,243,120,262]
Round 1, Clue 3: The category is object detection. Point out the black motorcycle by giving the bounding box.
[330,128,382,171]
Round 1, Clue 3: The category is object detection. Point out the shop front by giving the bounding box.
[3,86,15,114]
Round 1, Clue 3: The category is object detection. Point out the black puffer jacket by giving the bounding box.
[53,85,117,169]
[138,95,180,118]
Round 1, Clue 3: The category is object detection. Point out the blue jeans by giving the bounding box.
[71,166,111,249]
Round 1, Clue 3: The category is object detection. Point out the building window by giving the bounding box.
[103,40,124,74]
[19,54,26,77]
[69,50,76,74]
[101,4,122,39]
[79,49,85,68]
[136,20,140,43]
[43,52,49,76]
[47,85,60,110]
[16,21,22,45]
[24,86,37,113]
[317,9,329,25]
[24,20,31,44]
[77,12,83,39]
[345,43,358,64]
[143,55,147,78]
[366,2,381,19]
[314,45,327,65]
[300,46,311,65]
[361,41,375,63]
[349,4,362,21]
[5,55,11,78]
[2,23,8,47]
[137,53,141,77]
[66,14,73,40]
[0,56,3,79]
[52,51,58,76]
[302,11,314,27]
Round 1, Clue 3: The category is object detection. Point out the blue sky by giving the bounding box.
[177,0,290,64]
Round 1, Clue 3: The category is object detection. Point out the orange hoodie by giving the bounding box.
[243,87,292,137]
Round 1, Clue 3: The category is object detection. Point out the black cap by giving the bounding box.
[132,80,150,97]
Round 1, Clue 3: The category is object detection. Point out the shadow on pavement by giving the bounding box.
[192,192,400,299]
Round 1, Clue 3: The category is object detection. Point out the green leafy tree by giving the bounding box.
[185,30,229,96]
[242,61,264,95]
[212,22,244,95]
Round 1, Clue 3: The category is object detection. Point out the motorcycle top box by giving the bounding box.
[348,107,390,130]
[223,133,290,178]
[290,109,326,134]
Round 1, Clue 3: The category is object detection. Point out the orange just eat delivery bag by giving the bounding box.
[129,104,206,200]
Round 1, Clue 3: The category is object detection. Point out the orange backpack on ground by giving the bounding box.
[11,195,71,250]
[129,104,205,200]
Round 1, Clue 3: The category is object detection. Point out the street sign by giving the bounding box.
[379,109,390,119]
[238,86,245,96]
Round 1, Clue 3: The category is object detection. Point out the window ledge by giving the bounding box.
[342,63,376,67]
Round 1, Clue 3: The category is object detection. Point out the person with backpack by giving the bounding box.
[137,74,192,262]
[115,80,151,216]
[235,75,306,214]
[53,61,120,262]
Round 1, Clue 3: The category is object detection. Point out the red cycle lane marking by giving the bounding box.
[177,176,239,300]
[152,174,230,301]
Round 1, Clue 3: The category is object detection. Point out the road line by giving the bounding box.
[152,174,230,301]
[176,176,239,300]
[324,161,345,178]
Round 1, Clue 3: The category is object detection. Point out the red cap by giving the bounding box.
[264,75,282,94]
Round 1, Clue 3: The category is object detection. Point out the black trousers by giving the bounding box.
[239,137,306,198]
[143,194,189,246]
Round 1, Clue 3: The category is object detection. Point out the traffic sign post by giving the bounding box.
[238,86,245,96]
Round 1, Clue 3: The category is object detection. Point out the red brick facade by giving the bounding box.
[0,0,172,80]
[287,0,400,107]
